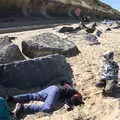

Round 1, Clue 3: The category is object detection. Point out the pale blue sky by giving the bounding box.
[100,0,120,11]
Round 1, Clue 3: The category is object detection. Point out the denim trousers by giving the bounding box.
[14,85,60,113]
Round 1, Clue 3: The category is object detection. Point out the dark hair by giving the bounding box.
[67,94,84,106]
[108,52,114,59]
[103,51,114,59]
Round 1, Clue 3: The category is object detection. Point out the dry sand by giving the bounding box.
[0,24,120,120]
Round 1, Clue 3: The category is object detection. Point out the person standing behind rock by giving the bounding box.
[96,51,119,96]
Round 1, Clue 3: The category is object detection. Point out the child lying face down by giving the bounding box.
[96,51,119,96]
[7,83,84,118]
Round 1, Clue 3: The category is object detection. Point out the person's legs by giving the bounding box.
[12,88,51,103]
[24,86,60,113]
[13,92,46,102]
[11,86,58,103]
[13,86,58,103]
[96,79,106,88]
[14,86,60,115]
[104,80,117,96]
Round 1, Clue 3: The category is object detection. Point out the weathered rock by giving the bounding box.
[84,23,97,33]
[112,26,120,29]
[0,54,72,90]
[94,29,102,37]
[106,28,112,31]
[85,34,100,45]
[22,32,80,58]
[59,26,81,33]
[59,27,74,33]
[0,36,25,64]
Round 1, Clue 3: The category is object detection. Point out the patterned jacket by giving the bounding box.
[100,60,119,80]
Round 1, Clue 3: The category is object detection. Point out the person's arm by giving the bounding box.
[115,62,119,74]
[100,60,105,78]
[64,99,74,111]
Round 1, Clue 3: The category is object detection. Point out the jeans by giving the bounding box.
[104,80,117,94]
[14,85,60,113]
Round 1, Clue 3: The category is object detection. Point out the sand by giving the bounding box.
[0,24,120,120]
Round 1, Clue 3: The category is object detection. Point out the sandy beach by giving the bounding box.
[0,23,120,120]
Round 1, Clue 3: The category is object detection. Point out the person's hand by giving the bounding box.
[64,104,73,111]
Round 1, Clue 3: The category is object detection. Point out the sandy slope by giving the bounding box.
[1,25,120,120]
[66,29,120,120]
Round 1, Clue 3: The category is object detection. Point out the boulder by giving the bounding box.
[84,23,97,33]
[85,34,100,45]
[106,28,112,31]
[0,36,25,64]
[94,30,102,37]
[0,54,72,90]
[59,26,81,33]
[59,27,74,33]
[112,26,120,29]
[22,32,80,58]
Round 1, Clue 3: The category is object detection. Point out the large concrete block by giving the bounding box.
[0,54,72,89]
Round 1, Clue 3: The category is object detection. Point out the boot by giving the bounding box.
[96,79,106,88]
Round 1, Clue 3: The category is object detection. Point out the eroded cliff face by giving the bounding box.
[0,0,120,19]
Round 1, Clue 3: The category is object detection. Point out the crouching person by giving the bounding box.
[7,84,84,119]
[96,51,119,96]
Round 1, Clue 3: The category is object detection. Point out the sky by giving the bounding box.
[100,0,120,11]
